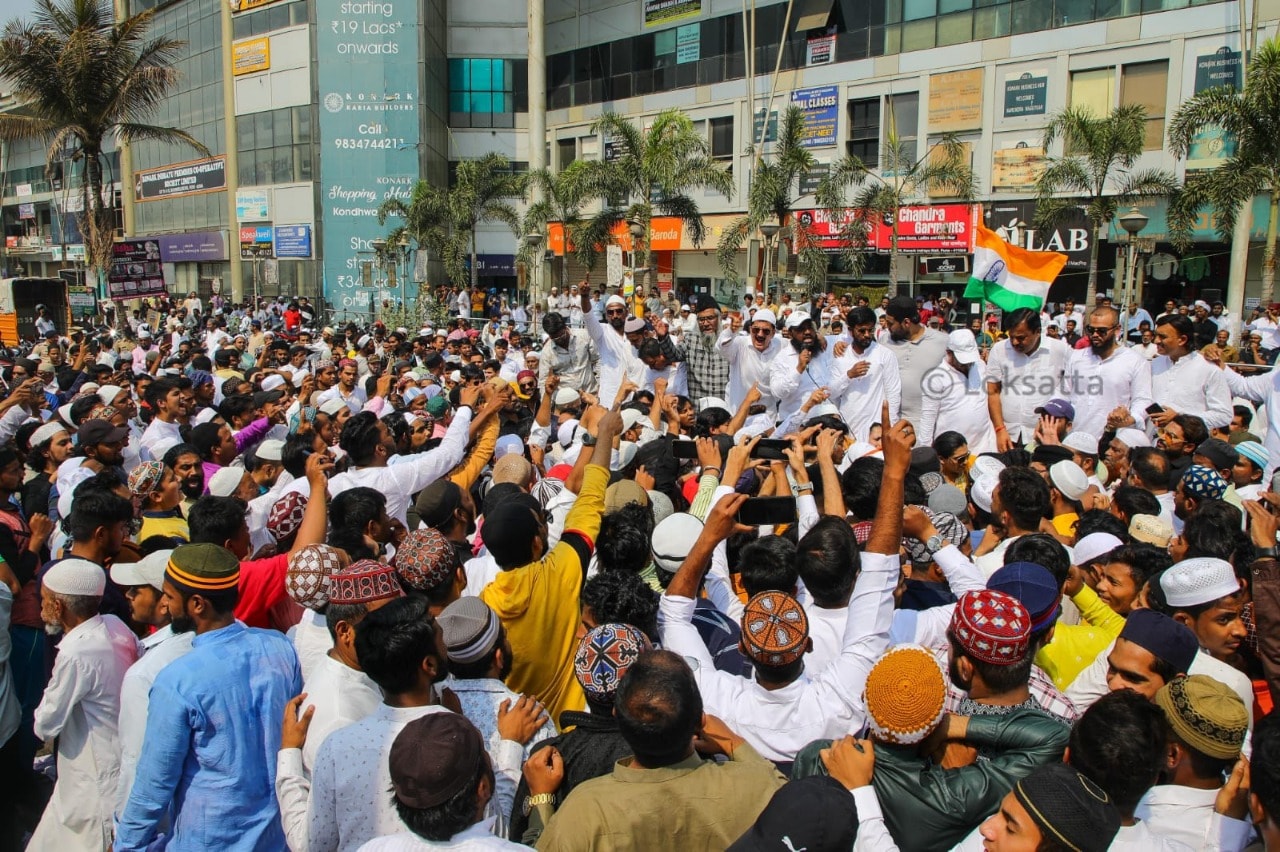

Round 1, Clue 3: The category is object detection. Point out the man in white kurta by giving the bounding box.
[919,330,997,455]
[1063,306,1153,439]
[31,558,139,851]
[718,308,783,415]
[985,308,1070,448]
[581,292,639,407]
[1149,316,1233,431]
[830,307,901,441]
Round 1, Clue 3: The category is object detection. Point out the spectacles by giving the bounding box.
[750,326,774,336]
[1085,325,1116,336]
[950,453,970,465]
[606,308,626,316]
[519,383,536,392]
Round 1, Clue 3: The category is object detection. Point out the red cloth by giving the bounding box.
[234,553,290,629]
[283,308,302,331]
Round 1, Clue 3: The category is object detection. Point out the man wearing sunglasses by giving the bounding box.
[1062,305,1154,440]
[718,308,781,415]
[581,291,637,407]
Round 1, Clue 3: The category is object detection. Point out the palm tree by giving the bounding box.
[575,109,733,300]
[379,152,525,289]
[1168,37,1280,304]
[716,105,830,297]
[518,162,603,292]
[0,0,207,281]
[1034,104,1178,306]
[817,133,975,297]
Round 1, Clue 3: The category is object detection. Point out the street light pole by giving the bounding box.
[760,218,780,307]
[627,218,646,315]
[1118,206,1148,339]
[524,231,545,330]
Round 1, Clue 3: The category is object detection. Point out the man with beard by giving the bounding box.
[130,328,155,374]
[581,291,641,406]
[30,559,138,850]
[770,312,836,424]
[831,306,901,442]
[164,442,205,517]
[1156,413,1208,485]
[110,550,194,819]
[881,295,949,426]
[719,307,782,416]
[115,543,300,852]
[415,478,479,571]
[1063,306,1154,440]
[1150,313,1233,432]
[538,312,598,395]
[986,307,1070,451]
[139,376,192,462]
[660,293,731,402]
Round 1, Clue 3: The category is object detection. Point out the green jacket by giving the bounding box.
[792,708,1069,852]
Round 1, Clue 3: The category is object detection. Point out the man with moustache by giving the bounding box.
[986,307,1070,451]
[830,306,901,441]
[719,307,782,416]
[1063,305,1154,440]
[880,295,949,426]
[770,312,835,424]
[164,443,205,517]
[581,291,641,406]
[1149,313,1233,432]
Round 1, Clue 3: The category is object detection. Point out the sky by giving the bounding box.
[6,0,43,28]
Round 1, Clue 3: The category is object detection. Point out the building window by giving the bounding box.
[710,116,734,164]
[1121,60,1168,150]
[557,139,577,171]
[1070,67,1115,117]
[848,97,880,167]
[887,92,919,166]
[449,59,515,129]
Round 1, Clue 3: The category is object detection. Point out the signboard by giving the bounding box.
[236,188,270,221]
[1195,48,1242,92]
[230,0,285,11]
[107,239,167,301]
[928,69,984,133]
[17,203,34,219]
[475,254,516,277]
[790,86,839,149]
[795,204,978,253]
[15,183,31,198]
[134,157,226,202]
[799,163,829,197]
[676,24,700,63]
[606,245,624,288]
[753,108,779,144]
[232,37,271,75]
[986,200,1092,271]
[240,225,274,259]
[155,230,229,262]
[991,145,1045,189]
[317,0,420,313]
[807,31,835,66]
[920,256,970,275]
[274,225,313,258]
[643,0,700,27]
[1003,71,1048,118]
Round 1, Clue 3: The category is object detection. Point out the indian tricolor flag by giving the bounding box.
[963,223,1068,312]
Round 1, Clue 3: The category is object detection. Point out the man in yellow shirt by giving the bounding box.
[480,408,623,725]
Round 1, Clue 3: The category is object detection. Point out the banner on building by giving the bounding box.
[155,231,229,262]
[928,69,984,133]
[274,225,313,258]
[134,157,227,202]
[806,31,835,66]
[991,145,1045,189]
[108,239,167,301]
[1003,71,1048,118]
[232,37,271,75]
[791,86,839,148]
[316,0,421,313]
[643,0,701,27]
[985,200,1092,272]
[236,189,271,222]
[240,225,274,259]
[795,204,979,253]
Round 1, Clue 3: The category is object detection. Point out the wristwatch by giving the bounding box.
[580,433,597,447]
[924,534,944,555]
[523,792,556,816]
[1257,545,1280,558]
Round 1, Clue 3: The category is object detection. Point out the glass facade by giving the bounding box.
[230,0,309,39]
[546,0,1222,109]
[449,59,530,129]
[235,105,318,186]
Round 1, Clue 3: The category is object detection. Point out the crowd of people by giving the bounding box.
[5,280,1280,852]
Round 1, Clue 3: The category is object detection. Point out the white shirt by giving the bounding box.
[919,359,997,455]
[1150,351,1233,430]
[1110,819,1196,851]
[536,328,598,395]
[1221,366,1280,477]
[718,329,782,414]
[658,553,897,762]
[582,308,638,408]
[30,614,139,851]
[1064,344,1153,439]
[643,361,687,397]
[984,336,1070,443]
[139,417,184,463]
[1137,341,1160,360]
[317,384,369,416]
[463,552,501,597]
[329,407,472,525]
[301,654,382,774]
[357,818,526,851]
[1247,316,1280,350]
[802,603,849,674]
[291,608,335,686]
[831,341,902,442]
[115,624,194,817]
[1135,785,1254,852]
[770,342,837,424]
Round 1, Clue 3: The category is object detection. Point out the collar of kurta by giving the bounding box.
[611,750,706,781]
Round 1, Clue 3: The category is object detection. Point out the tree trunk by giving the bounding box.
[470,229,478,291]
[888,218,900,298]
[1085,220,1103,308]
[1262,190,1278,307]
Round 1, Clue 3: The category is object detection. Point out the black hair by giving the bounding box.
[190,422,226,462]
[355,596,444,695]
[339,411,382,466]
[1173,414,1208,449]
[67,483,133,542]
[614,650,703,768]
[395,757,490,842]
[841,457,884,521]
[144,376,183,408]
[282,434,314,478]
[996,466,1051,531]
[325,601,371,641]
[1067,690,1167,819]
[447,624,508,680]
[1003,307,1041,333]
[693,407,731,438]
[580,572,660,642]
[933,431,968,461]
[738,535,798,598]
[542,312,566,335]
[796,516,860,606]
[1103,543,1172,591]
[1003,534,1071,588]
[1112,485,1161,521]
[1233,404,1254,429]
[162,442,201,469]
[1182,501,1246,563]
[1167,725,1236,780]
[1073,509,1130,542]
[69,395,101,426]
[846,306,876,327]
[1251,712,1280,824]
[637,339,664,361]
[597,503,656,575]
[949,631,1035,693]
[137,534,185,555]
[218,394,255,424]
[1155,313,1195,349]
[329,487,387,561]
[188,496,250,545]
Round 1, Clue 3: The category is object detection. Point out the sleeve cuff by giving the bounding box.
[850,785,884,822]
[492,739,524,778]
[277,747,304,778]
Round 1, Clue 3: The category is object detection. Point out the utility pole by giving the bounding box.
[528,0,547,318]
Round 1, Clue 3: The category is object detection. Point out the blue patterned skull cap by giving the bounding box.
[574,623,651,705]
[1181,465,1228,502]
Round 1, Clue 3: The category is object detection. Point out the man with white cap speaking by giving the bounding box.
[718,305,781,415]
[30,558,139,850]
[580,290,637,407]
